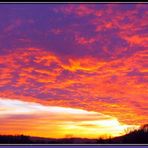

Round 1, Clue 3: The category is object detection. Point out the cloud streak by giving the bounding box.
[0,98,139,138]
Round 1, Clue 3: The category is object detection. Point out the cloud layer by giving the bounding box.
[0,4,147,137]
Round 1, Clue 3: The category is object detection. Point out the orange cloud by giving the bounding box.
[0,4,147,137]
[61,57,105,72]
[120,35,148,47]
[0,47,147,126]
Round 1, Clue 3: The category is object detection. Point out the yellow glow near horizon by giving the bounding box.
[0,97,139,139]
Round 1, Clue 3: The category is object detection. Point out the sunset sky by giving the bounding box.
[0,4,147,139]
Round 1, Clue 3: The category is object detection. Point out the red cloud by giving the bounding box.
[0,47,147,126]
[75,35,96,45]
[0,4,147,129]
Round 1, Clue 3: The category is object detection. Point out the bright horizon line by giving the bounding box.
[0,97,140,139]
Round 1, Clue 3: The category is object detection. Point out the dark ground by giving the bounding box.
[0,124,147,144]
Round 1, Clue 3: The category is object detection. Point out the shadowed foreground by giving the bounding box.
[0,125,147,144]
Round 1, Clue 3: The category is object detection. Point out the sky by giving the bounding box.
[0,4,147,139]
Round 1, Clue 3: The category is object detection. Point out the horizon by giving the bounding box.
[1,98,139,139]
[0,3,147,140]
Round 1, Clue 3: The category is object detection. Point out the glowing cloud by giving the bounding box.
[0,4,147,139]
[0,98,139,138]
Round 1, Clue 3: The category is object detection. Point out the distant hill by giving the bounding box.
[0,124,147,144]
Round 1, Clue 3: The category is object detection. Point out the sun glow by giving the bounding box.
[0,97,139,138]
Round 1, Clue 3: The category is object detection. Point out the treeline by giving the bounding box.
[97,125,148,144]
[0,124,147,144]
[0,135,32,144]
